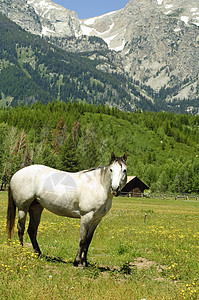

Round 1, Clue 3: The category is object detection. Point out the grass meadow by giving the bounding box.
[0,191,199,299]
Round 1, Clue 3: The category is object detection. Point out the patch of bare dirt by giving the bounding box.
[129,257,167,272]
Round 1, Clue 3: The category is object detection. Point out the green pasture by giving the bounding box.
[0,192,199,299]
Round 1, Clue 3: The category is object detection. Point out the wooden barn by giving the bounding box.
[121,176,149,197]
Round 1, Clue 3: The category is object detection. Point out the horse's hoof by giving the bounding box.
[73,260,79,267]
[73,260,87,268]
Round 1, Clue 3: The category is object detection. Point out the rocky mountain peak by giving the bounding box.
[0,0,81,37]
[27,0,81,37]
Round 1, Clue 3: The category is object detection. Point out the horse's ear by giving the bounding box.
[123,152,127,162]
[110,152,116,163]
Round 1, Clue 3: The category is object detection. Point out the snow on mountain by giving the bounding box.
[27,0,62,16]
[80,10,125,51]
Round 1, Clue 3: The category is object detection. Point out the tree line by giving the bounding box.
[0,101,199,193]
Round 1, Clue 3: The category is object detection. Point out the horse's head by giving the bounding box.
[109,152,127,197]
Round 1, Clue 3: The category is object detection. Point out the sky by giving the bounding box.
[53,0,129,19]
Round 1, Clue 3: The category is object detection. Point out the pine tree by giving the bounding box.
[60,135,80,172]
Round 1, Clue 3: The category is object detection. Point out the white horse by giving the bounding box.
[7,152,127,267]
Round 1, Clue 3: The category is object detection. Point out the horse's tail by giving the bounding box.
[6,185,16,240]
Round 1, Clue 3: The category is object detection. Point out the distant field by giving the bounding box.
[0,192,199,299]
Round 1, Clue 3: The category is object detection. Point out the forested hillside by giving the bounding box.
[0,102,199,193]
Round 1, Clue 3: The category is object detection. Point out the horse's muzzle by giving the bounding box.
[111,187,120,197]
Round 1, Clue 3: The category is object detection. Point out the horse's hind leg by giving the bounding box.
[17,210,27,246]
[27,201,43,255]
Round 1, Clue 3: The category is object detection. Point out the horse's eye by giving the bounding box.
[110,169,113,172]
[123,169,127,173]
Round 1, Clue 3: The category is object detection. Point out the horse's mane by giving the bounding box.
[81,156,126,174]
[81,165,108,174]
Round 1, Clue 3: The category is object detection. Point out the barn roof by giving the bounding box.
[121,176,149,193]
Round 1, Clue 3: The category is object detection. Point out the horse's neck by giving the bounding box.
[96,166,112,194]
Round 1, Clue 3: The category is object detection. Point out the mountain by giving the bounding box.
[0,0,80,37]
[0,13,147,110]
[0,0,199,114]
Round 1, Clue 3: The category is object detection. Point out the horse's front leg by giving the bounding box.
[74,212,94,267]
[82,218,102,265]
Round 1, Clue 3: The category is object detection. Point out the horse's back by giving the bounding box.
[10,165,54,207]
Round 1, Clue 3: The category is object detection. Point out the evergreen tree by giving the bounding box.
[60,135,80,172]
